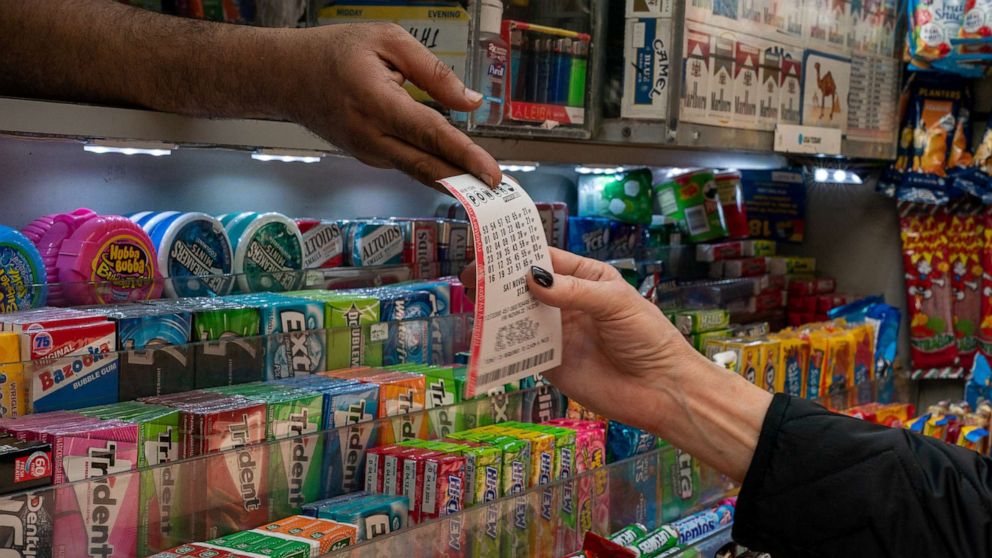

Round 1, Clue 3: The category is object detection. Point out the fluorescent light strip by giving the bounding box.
[83,145,172,156]
[575,166,624,175]
[812,167,862,185]
[251,153,322,163]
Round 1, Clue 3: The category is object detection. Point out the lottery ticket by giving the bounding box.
[437,174,562,397]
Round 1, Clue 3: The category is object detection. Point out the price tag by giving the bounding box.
[437,174,563,397]
[370,323,389,343]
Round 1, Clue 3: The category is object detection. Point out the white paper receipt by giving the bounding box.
[438,174,563,397]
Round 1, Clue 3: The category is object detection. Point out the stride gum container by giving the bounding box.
[56,215,163,304]
[225,212,304,294]
[145,212,235,297]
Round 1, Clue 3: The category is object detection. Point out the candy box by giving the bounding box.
[375,372,428,444]
[23,320,119,412]
[322,382,379,497]
[0,332,25,419]
[788,275,837,296]
[674,309,730,335]
[774,334,809,397]
[375,289,434,366]
[295,219,344,269]
[692,329,731,352]
[392,218,438,265]
[726,339,763,382]
[324,494,409,541]
[423,368,466,438]
[197,400,269,539]
[655,170,727,243]
[179,299,262,388]
[228,293,325,380]
[756,338,783,393]
[53,432,140,558]
[769,256,815,275]
[578,169,654,225]
[363,444,402,494]
[0,307,106,332]
[824,330,856,396]
[346,220,403,267]
[849,323,876,386]
[395,281,453,365]
[723,257,768,278]
[660,446,700,523]
[0,489,55,558]
[107,305,193,401]
[319,293,383,370]
[567,217,611,258]
[263,390,325,520]
[0,438,52,495]
[254,516,357,555]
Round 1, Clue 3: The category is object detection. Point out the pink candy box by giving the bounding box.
[56,215,163,305]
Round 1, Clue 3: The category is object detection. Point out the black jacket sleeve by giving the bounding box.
[732,393,992,558]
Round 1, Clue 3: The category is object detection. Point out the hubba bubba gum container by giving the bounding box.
[21,209,102,307]
[55,214,163,305]
[224,211,305,294]
[143,211,235,298]
[0,225,47,312]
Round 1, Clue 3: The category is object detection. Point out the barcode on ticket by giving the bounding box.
[478,349,556,387]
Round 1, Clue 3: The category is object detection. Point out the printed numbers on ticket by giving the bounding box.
[438,174,563,397]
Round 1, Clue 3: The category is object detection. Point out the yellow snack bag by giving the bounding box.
[0,333,23,418]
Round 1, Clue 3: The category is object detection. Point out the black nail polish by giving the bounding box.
[532,266,554,288]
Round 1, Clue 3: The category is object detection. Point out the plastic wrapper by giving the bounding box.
[949,210,983,369]
[900,205,958,368]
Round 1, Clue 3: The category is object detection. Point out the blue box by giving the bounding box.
[740,169,807,243]
[320,382,380,497]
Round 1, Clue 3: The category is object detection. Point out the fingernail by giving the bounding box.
[465,88,483,103]
[531,266,554,288]
[480,173,496,188]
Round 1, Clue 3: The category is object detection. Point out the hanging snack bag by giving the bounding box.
[901,205,959,368]
[949,211,983,369]
[907,75,965,180]
[959,0,992,54]
[978,206,992,358]
[909,0,964,62]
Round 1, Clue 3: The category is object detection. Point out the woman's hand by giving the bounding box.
[287,23,501,189]
[462,248,772,481]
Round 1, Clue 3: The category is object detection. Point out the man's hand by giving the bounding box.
[0,1,501,189]
[287,23,501,189]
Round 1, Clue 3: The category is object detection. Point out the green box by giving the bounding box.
[692,329,732,352]
[655,170,728,243]
[660,446,701,523]
[259,390,325,519]
[674,309,730,335]
[287,291,382,369]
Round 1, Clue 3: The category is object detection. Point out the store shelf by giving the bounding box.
[0,97,789,169]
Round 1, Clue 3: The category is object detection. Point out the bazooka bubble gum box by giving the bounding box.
[23,320,119,412]
[53,430,140,558]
